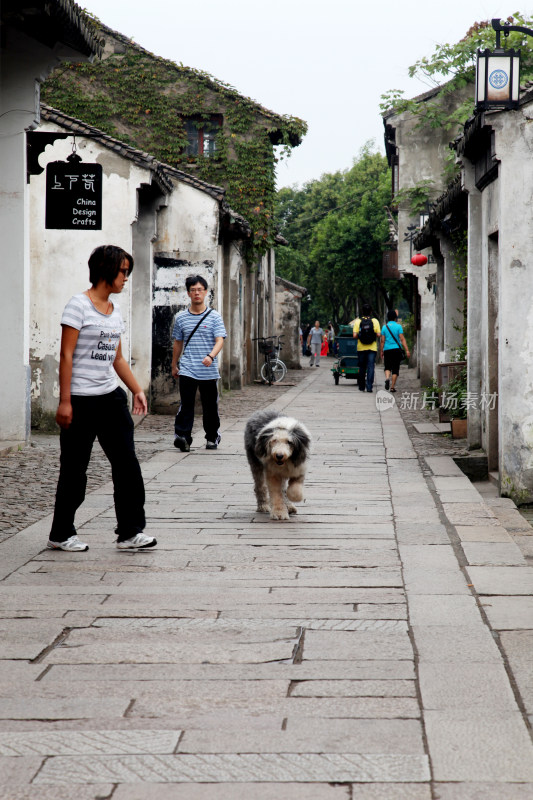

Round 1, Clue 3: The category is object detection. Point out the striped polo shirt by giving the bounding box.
[172,308,226,380]
[61,293,125,396]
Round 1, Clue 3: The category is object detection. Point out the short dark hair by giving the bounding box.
[387,309,397,322]
[88,245,133,287]
[186,274,208,291]
[361,303,372,315]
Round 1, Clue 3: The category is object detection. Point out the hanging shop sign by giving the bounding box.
[45,152,102,230]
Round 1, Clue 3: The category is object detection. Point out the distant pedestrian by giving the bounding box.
[48,245,155,552]
[321,332,329,357]
[380,309,410,393]
[171,274,227,451]
[352,303,381,392]
[307,321,324,367]
[302,323,311,356]
[327,322,335,355]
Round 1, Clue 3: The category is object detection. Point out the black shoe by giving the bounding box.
[206,435,221,450]
[385,378,390,391]
[173,435,190,452]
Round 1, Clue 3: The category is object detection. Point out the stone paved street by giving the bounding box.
[1,365,533,798]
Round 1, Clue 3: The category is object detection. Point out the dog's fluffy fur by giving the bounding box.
[244,409,311,520]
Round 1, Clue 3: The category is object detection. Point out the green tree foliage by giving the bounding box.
[275,144,403,325]
[381,14,533,132]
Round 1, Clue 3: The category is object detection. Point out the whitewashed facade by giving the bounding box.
[0,2,100,445]
[28,107,257,427]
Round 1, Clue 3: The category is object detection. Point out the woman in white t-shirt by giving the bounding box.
[48,245,156,552]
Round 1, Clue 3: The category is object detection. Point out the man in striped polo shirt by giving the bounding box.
[171,275,227,451]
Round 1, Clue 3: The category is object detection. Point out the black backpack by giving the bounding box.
[358,316,376,345]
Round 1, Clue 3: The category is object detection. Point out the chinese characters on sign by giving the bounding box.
[45,161,102,230]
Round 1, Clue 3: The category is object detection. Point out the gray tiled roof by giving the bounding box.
[2,1,103,57]
[40,104,225,199]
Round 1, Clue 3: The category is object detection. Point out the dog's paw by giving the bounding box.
[287,483,303,503]
[270,508,290,520]
[287,504,297,515]
[256,503,270,513]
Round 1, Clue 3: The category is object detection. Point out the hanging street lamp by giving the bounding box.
[476,18,533,111]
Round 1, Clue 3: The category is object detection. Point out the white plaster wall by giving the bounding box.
[29,128,151,427]
[275,284,302,369]
[0,26,95,441]
[418,281,436,387]
[157,182,219,258]
[489,112,533,501]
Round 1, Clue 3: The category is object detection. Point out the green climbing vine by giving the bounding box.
[41,15,307,262]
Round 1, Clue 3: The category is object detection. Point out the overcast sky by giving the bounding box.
[79,0,520,188]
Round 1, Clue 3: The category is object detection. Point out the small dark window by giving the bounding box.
[184,116,222,157]
[391,153,399,197]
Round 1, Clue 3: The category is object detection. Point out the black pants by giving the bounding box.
[50,388,145,542]
[384,348,403,376]
[174,375,220,443]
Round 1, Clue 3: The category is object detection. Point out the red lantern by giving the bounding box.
[411,253,428,267]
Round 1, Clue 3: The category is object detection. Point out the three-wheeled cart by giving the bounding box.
[331,325,359,385]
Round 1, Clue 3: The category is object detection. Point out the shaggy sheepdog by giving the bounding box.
[244,409,311,520]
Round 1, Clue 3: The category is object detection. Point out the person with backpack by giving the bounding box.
[352,303,381,392]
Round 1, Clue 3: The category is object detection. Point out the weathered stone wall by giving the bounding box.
[479,110,533,502]
[274,279,303,369]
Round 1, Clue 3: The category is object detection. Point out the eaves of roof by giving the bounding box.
[40,104,230,200]
[2,0,103,57]
[275,275,307,296]
[220,201,252,238]
[413,174,465,250]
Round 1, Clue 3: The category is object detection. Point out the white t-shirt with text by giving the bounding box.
[61,293,125,396]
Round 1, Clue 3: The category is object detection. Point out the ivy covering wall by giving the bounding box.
[41,19,307,260]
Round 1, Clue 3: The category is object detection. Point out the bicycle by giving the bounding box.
[253,335,287,385]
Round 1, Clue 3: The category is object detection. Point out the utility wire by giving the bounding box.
[285,194,362,228]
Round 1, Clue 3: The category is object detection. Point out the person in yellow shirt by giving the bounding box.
[352,303,381,392]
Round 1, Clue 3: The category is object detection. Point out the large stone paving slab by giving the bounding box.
[112,783,351,799]
[481,596,533,629]
[424,711,533,781]
[0,730,181,756]
[466,566,533,594]
[34,752,431,784]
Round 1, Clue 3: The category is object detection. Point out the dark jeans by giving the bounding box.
[357,350,377,392]
[174,375,220,443]
[50,387,145,542]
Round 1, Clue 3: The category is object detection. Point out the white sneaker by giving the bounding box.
[116,533,157,549]
[47,535,89,552]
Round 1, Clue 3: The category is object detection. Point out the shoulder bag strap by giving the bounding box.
[386,323,404,351]
[184,308,213,350]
